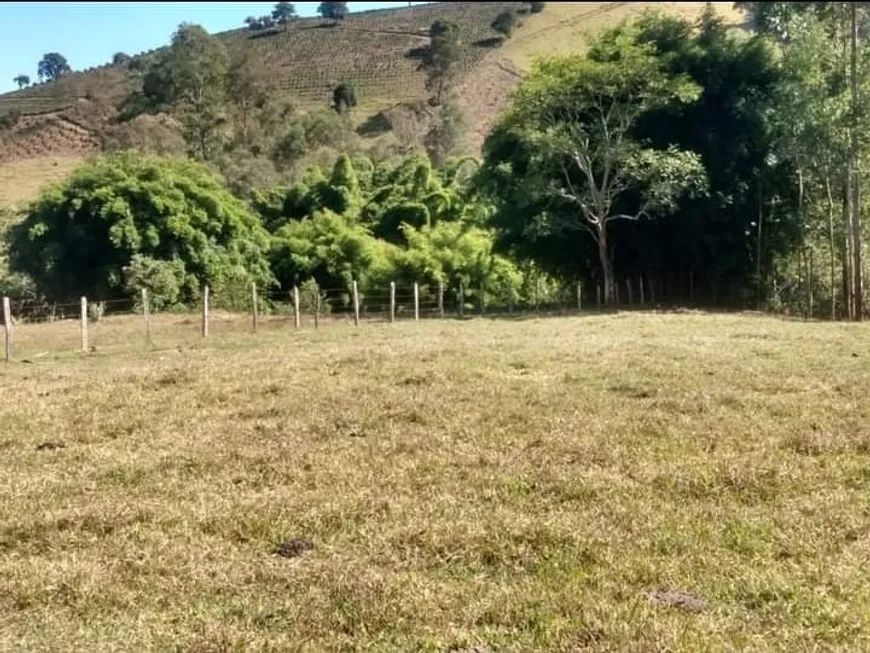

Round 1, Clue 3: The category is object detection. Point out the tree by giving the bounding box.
[422,20,460,105]
[272,2,297,29]
[734,2,832,42]
[491,10,518,40]
[226,52,270,147]
[479,44,707,305]
[530,2,546,13]
[167,23,230,160]
[270,209,396,291]
[318,2,348,23]
[112,52,131,66]
[615,9,795,311]
[849,2,863,319]
[425,98,465,167]
[13,75,29,89]
[37,53,71,83]
[332,82,357,114]
[8,153,274,307]
[737,2,870,318]
[772,10,850,318]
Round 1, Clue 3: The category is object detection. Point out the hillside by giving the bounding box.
[0,1,744,208]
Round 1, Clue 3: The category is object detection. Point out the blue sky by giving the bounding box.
[0,2,429,94]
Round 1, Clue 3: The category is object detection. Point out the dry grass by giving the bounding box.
[2,311,870,651]
[0,156,84,209]
[500,2,746,73]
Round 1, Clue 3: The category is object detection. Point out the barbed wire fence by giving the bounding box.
[1,275,743,362]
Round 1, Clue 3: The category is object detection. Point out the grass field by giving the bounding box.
[2,311,870,651]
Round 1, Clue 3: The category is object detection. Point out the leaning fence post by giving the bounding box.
[479,279,485,316]
[80,296,89,352]
[413,282,420,321]
[458,282,465,318]
[202,285,209,338]
[141,288,151,343]
[251,282,259,332]
[438,280,444,318]
[3,296,11,362]
[390,281,396,323]
[293,285,301,329]
[352,280,360,326]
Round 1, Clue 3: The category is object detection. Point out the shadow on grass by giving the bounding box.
[425,304,820,324]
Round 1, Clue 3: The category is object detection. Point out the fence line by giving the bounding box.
[0,277,766,362]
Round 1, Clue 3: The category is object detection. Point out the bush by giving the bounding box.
[9,153,275,305]
[122,255,188,311]
[492,10,518,39]
[0,110,21,130]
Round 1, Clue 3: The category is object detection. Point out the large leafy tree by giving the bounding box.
[479,37,706,304]
[37,53,71,83]
[168,23,230,161]
[8,153,274,307]
[13,74,30,89]
[616,8,795,308]
[127,24,229,160]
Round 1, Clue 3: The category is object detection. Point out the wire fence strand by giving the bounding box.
[1,278,732,362]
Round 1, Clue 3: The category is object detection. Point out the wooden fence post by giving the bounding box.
[3,296,11,362]
[352,280,360,326]
[458,282,465,317]
[413,282,420,321]
[80,296,89,352]
[479,279,485,316]
[314,284,320,329]
[141,288,151,343]
[202,285,209,338]
[438,280,444,318]
[577,281,582,312]
[251,282,259,332]
[390,281,396,323]
[639,276,645,306]
[293,285,301,329]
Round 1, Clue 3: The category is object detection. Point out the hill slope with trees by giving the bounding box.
[0,2,741,208]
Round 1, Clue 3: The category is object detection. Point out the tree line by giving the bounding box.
[5,3,869,320]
